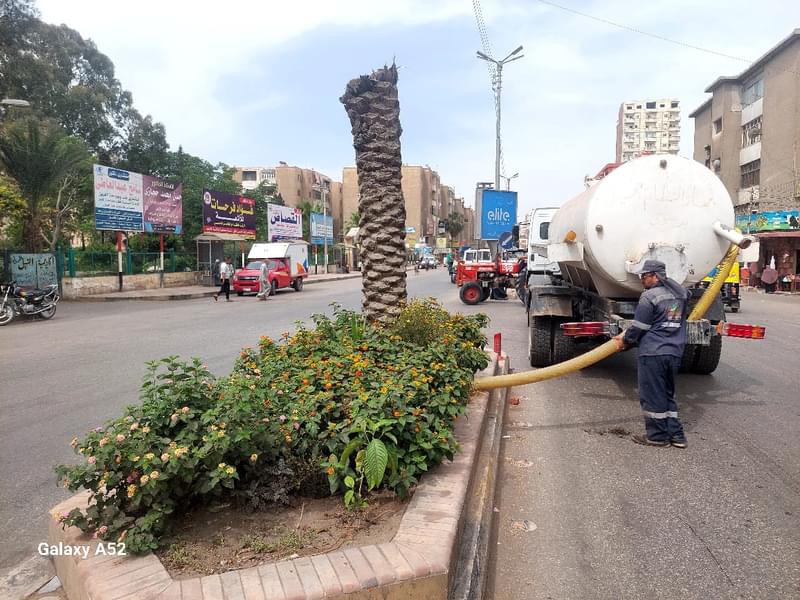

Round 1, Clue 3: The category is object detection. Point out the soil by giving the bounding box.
[155,491,409,579]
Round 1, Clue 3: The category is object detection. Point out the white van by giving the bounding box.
[527,208,559,274]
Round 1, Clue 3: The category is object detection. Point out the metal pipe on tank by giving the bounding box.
[712,221,754,249]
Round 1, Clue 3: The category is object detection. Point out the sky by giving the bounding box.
[37,0,798,218]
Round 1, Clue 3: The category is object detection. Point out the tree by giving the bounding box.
[445,212,464,242]
[247,180,281,240]
[0,116,91,251]
[341,64,406,324]
[297,200,322,242]
[346,211,360,229]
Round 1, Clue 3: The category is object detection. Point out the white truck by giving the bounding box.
[526,154,752,374]
[247,242,310,292]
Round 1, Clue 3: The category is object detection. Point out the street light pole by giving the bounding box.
[477,46,524,191]
[322,183,328,273]
[501,172,519,191]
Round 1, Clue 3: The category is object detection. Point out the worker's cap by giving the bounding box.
[635,259,667,275]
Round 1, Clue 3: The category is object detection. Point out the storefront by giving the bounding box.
[736,210,800,290]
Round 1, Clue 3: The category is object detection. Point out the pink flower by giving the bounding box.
[87,456,97,465]
[293,422,300,431]
[279,415,287,423]
[98,526,108,535]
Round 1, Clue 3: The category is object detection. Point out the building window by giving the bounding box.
[742,116,762,147]
[740,160,760,188]
[242,171,257,181]
[741,78,763,107]
[671,101,679,108]
[713,118,723,134]
[646,101,656,109]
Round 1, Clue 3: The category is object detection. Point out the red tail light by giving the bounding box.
[560,321,610,336]
[721,323,766,339]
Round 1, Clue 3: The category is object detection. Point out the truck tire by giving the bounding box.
[679,344,697,373]
[293,277,304,292]
[460,282,482,305]
[690,335,722,375]
[528,317,553,367]
[552,319,576,363]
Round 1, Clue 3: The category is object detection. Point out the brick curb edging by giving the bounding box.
[48,352,506,600]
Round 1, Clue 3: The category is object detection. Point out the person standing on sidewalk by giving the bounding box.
[256,260,270,301]
[614,259,691,448]
[214,256,233,302]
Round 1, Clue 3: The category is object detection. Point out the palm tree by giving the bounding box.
[0,117,90,251]
[340,64,406,324]
[446,212,465,244]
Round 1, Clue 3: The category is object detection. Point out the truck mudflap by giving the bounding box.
[529,285,573,318]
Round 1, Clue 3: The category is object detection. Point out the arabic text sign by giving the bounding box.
[143,175,183,233]
[94,165,144,231]
[11,253,57,288]
[310,213,334,245]
[202,189,257,238]
[267,203,303,241]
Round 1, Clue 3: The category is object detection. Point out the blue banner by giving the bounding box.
[480,190,517,240]
[310,213,334,245]
[735,210,800,232]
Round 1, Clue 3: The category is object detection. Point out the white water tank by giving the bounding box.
[547,155,734,298]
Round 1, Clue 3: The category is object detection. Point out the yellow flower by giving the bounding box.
[181,406,190,414]
[132,455,140,462]
[142,426,150,434]
[144,453,155,460]
[218,463,226,469]
[217,431,225,438]
[169,442,178,449]
[127,485,137,498]
[150,471,160,479]
[70,437,79,448]
[140,475,150,485]
[250,454,258,463]
[225,467,235,475]
[161,453,170,462]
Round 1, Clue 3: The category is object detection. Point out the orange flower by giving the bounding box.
[325,382,333,390]
[393,410,402,417]
[326,466,335,476]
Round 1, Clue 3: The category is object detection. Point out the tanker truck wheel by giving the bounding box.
[679,344,697,373]
[689,336,722,375]
[528,317,553,367]
[552,319,577,363]
[460,282,483,305]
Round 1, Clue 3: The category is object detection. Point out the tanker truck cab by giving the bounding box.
[527,207,560,276]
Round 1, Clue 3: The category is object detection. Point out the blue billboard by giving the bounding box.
[310,213,334,245]
[480,190,517,240]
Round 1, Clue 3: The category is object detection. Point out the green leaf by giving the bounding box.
[344,490,354,506]
[364,438,388,490]
[344,475,355,489]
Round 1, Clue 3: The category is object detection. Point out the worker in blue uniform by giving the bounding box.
[614,259,691,448]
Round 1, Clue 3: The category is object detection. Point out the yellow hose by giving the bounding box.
[473,243,740,391]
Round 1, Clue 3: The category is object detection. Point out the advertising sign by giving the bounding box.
[267,203,303,241]
[94,164,183,233]
[735,210,800,232]
[11,253,57,288]
[480,190,517,240]
[94,165,144,231]
[310,213,334,245]
[436,237,448,249]
[202,189,256,238]
[143,176,183,233]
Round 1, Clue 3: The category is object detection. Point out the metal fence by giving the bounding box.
[64,249,197,277]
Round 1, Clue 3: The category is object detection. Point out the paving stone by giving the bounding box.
[293,557,324,599]
[256,563,285,599]
[275,561,304,600]
[310,553,342,597]
[326,550,360,593]
[239,567,267,600]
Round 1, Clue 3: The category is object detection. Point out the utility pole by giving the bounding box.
[476,46,524,190]
[322,183,329,273]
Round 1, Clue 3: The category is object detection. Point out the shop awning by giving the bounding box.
[756,231,800,238]
[193,232,251,242]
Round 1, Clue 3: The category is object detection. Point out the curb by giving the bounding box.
[47,353,508,600]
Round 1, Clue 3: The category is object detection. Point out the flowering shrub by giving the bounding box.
[56,300,488,553]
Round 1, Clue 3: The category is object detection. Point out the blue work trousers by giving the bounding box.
[638,355,685,442]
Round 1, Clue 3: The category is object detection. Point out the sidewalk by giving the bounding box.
[75,271,364,301]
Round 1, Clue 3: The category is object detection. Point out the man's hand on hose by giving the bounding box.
[613,333,627,351]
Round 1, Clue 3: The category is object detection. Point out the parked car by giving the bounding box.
[420,256,437,270]
[232,259,296,296]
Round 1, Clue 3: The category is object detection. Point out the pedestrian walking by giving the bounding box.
[614,259,691,448]
[214,256,233,302]
[256,260,270,301]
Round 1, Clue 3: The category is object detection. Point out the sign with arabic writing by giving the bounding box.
[94,165,144,231]
[143,175,182,233]
[202,189,257,239]
[11,253,57,288]
[93,165,183,233]
[310,213,333,245]
[267,203,303,241]
[735,210,800,232]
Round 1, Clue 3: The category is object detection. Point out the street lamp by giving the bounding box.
[500,172,519,191]
[476,45,524,191]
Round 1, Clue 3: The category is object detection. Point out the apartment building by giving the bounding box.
[232,163,342,236]
[615,98,681,162]
[340,165,474,251]
[690,29,800,278]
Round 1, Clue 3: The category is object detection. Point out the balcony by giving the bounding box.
[741,97,763,125]
[739,142,761,166]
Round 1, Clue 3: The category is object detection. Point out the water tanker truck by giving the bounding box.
[527,154,753,374]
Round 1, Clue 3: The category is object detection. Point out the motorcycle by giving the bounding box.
[0,281,60,325]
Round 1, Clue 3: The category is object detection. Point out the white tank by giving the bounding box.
[548,154,734,299]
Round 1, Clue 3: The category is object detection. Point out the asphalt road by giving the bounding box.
[487,290,800,600]
[0,269,460,584]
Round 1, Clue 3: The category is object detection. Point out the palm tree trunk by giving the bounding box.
[340,64,406,324]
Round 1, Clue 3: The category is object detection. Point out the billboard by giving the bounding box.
[436,237,448,249]
[480,190,517,240]
[202,189,256,238]
[735,210,800,232]
[310,213,334,245]
[267,203,303,241]
[94,165,182,233]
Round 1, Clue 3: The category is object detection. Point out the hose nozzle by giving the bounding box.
[713,221,753,249]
